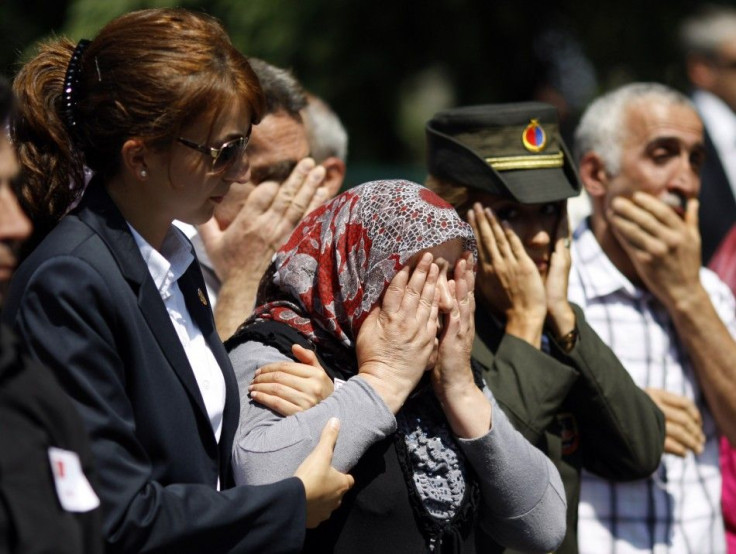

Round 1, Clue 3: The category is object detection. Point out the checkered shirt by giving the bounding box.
[568,220,736,554]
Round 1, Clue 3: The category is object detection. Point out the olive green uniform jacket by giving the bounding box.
[473,303,665,554]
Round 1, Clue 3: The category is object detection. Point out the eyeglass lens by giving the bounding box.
[213,136,246,173]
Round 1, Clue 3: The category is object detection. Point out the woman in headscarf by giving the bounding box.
[227,179,566,553]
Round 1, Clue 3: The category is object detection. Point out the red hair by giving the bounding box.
[12,8,264,244]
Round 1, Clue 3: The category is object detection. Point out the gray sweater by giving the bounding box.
[231,341,567,552]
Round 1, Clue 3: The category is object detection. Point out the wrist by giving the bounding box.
[505,313,544,348]
[358,365,412,414]
[546,303,576,338]
[667,283,709,316]
[552,326,579,353]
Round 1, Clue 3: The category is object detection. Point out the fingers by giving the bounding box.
[485,207,514,260]
[284,165,326,222]
[645,388,705,455]
[250,359,333,414]
[414,262,439,322]
[381,265,411,314]
[315,416,340,456]
[611,196,670,242]
[686,197,699,230]
[249,392,302,417]
[501,220,528,261]
[296,418,355,528]
[382,253,434,315]
[270,158,326,222]
[304,187,330,215]
[292,344,322,368]
[554,206,570,252]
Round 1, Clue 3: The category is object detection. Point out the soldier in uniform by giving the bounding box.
[424,103,665,554]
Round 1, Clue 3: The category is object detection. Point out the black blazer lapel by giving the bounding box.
[75,182,214,446]
[178,262,240,479]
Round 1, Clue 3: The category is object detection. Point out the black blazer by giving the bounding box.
[699,128,736,264]
[0,323,104,554]
[2,181,305,553]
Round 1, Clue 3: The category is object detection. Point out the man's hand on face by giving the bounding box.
[608,191,702,310]
[198,158,328,283]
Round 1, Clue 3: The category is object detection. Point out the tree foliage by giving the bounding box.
[0,0,715,181]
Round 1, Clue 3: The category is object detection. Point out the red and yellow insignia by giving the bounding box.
[521,119,547,153]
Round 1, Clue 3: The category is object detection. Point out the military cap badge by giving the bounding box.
[521,119,547,153]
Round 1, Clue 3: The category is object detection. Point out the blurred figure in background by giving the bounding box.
[302,92,348,185]
[681,5,736,264]
[425,102,664,554]
[573,82,736,554]
[0,76,103,553]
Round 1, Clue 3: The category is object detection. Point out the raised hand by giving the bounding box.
[545,206,576,338]
[644,387,705,457]
[355,253,440,413]
[467,203,546,347]
[249,344,334,416]
[608,192,702,311]
[294,418,355,528]
[432,253,492,438]
[200,158,328,338]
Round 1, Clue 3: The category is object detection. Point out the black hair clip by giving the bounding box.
[61,38,91,140]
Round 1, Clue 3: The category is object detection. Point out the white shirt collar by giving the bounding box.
[128,224,194,297]
[693,89,736,143]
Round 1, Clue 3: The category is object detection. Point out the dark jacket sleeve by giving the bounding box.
[0,323,104,554]
[475,316,579,446]
[5,256,306,554]
[552,304,665,480]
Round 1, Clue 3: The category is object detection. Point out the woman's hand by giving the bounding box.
[545,206,576,338]
[468,204,546,347]
[432,254,492,438]
[432,253,476,390]
[294,418,355,528]
[356,252,440,413]
[249,344,334,416]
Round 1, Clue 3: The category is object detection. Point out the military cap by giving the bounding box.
[426,102,581,203]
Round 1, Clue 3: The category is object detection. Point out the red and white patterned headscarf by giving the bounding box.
[250,180,476,354]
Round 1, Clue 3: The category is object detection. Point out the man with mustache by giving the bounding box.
[571,82,736,553]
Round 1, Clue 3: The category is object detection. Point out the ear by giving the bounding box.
[577,152,609,198]
[319,156,346,197]
[120,138,149,182]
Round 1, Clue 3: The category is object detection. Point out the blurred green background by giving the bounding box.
[0,0,725,186]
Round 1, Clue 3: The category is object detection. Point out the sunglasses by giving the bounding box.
[177,126,252,174]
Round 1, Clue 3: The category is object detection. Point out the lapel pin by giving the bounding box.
[197,288,208,306]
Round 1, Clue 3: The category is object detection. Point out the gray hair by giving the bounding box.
[680,5,736,57]
[248,58,307,119]
[302,94,348,162]
[573,82,693,175]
